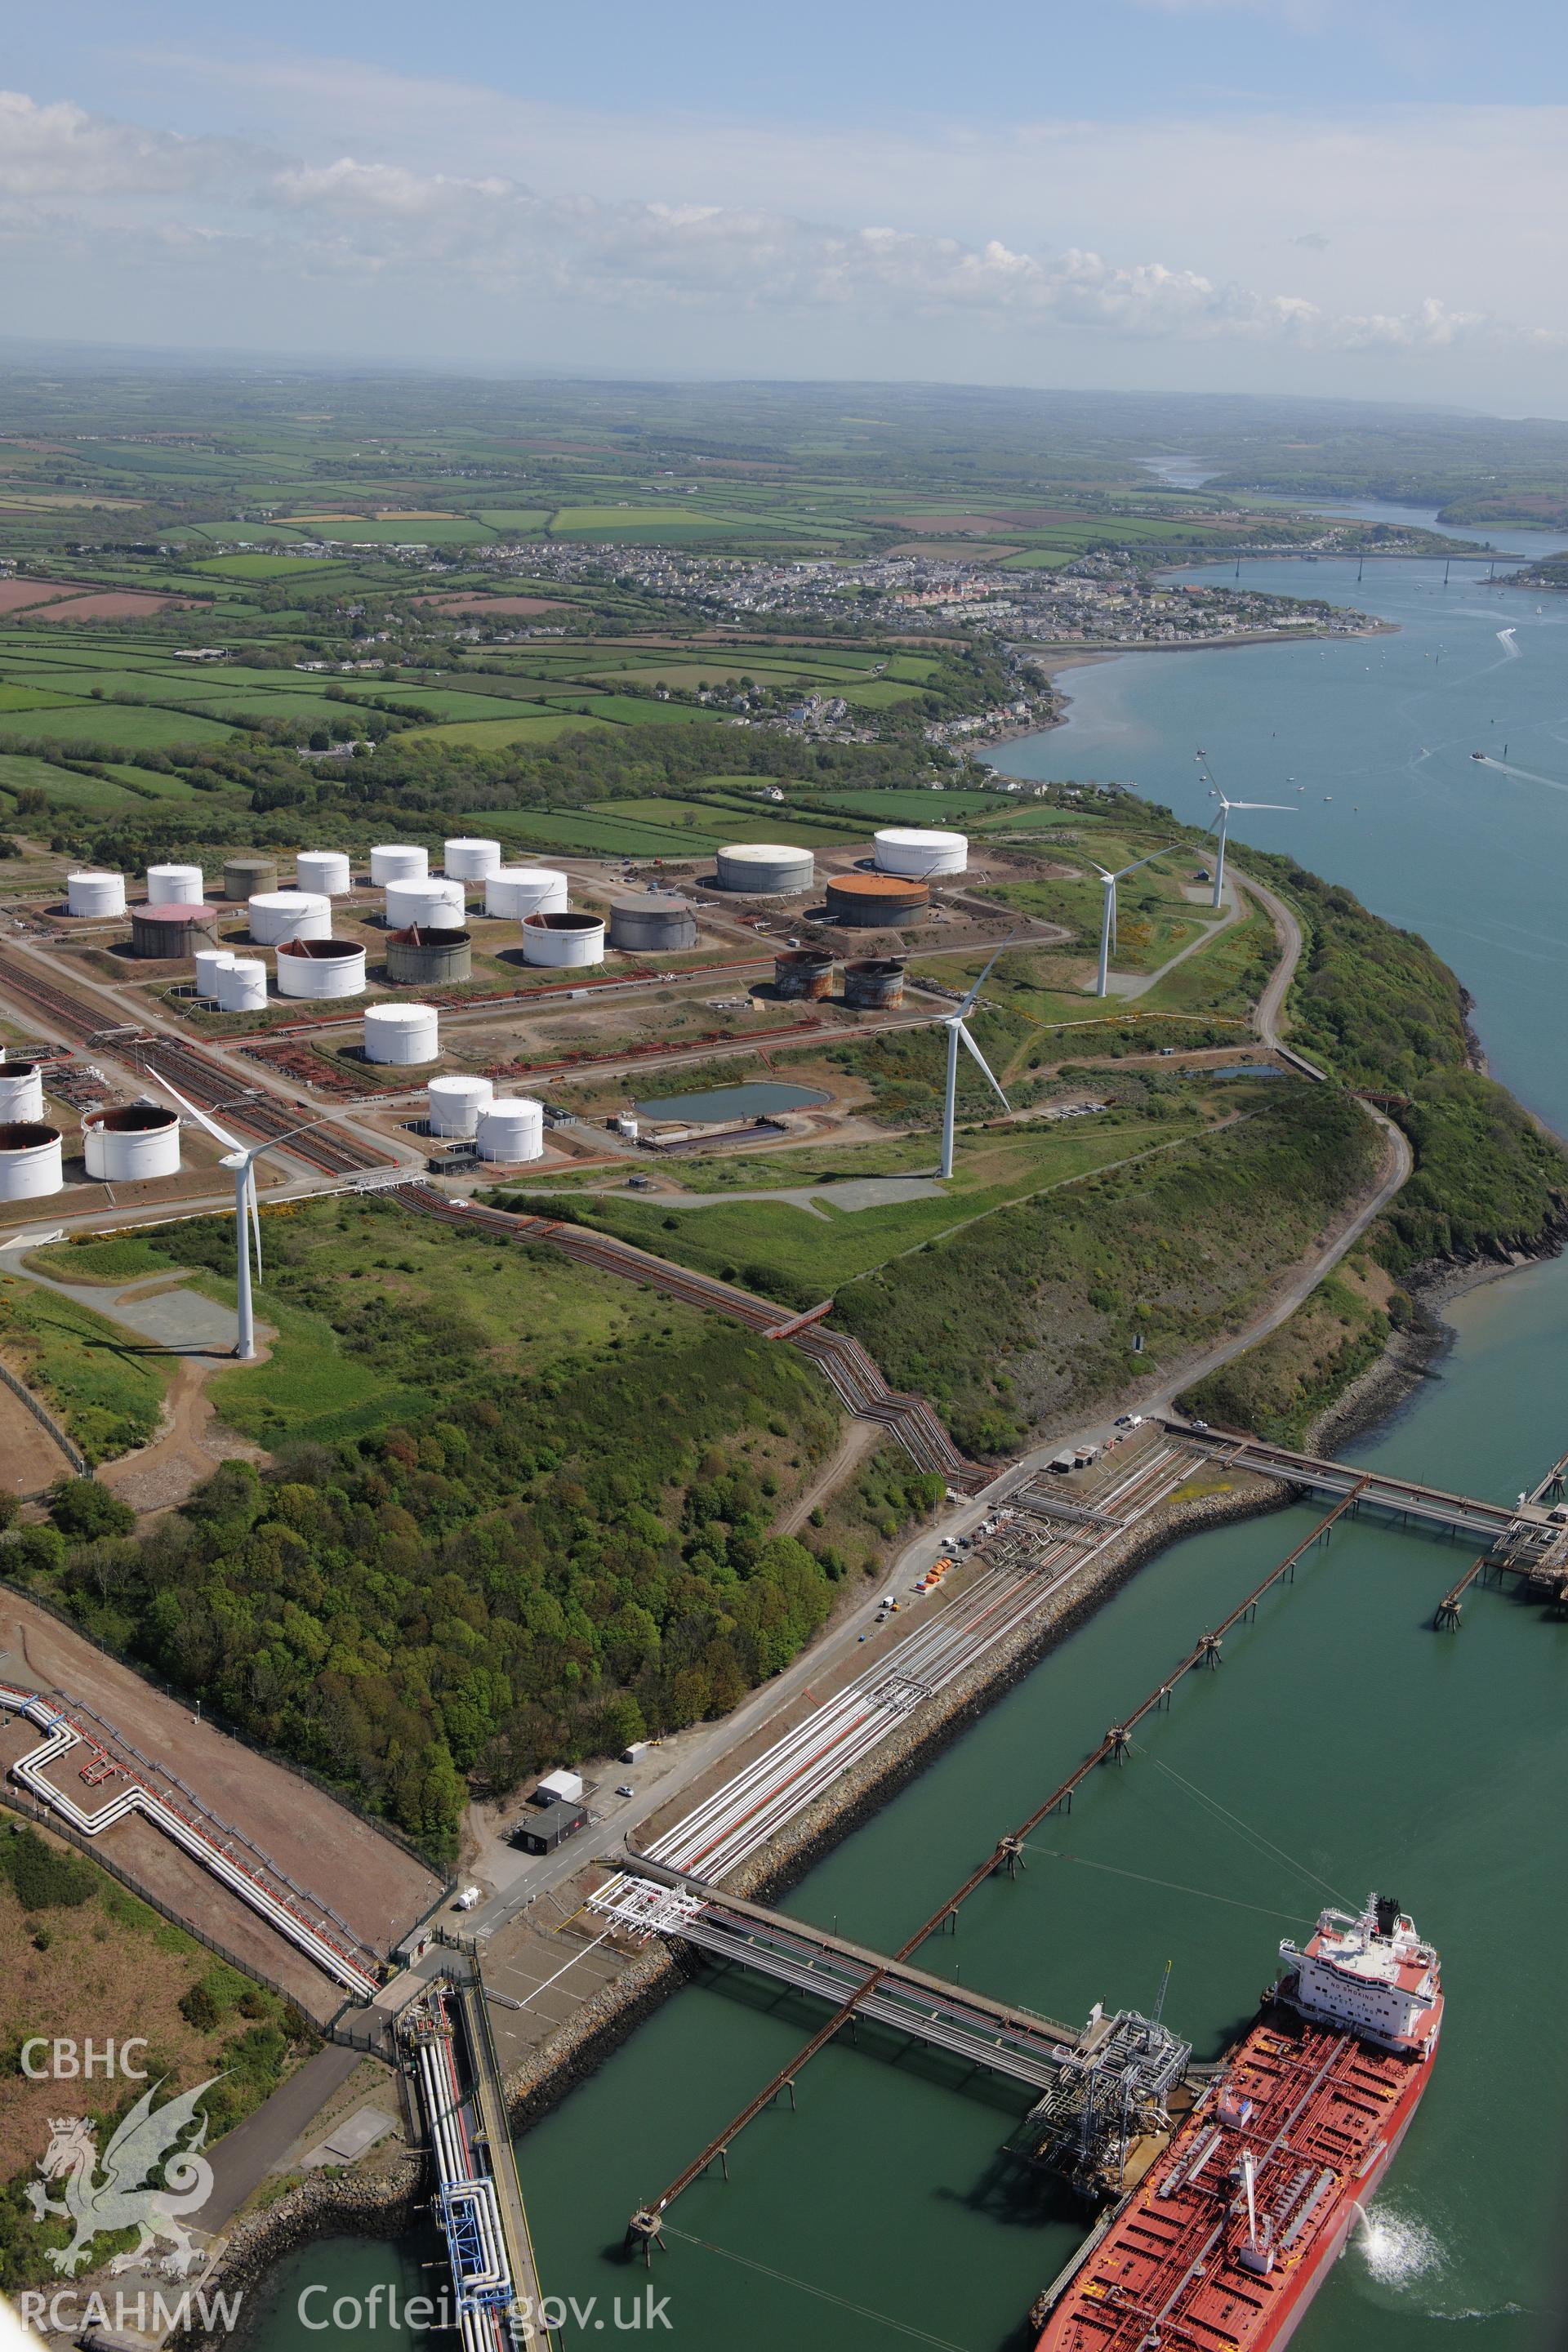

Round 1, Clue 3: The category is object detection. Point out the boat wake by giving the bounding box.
[1495,626,1521,659]
[1481,756,1568,795]
[1356,2203,1446,2292]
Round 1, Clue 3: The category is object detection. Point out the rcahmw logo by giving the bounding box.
[26,2074,225,2278]
[17,2288,244,2337]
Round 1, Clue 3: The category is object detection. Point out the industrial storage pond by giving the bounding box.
[632,1080,829,1123]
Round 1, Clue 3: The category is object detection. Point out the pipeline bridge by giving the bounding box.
[399,1972,556,2352]
[1166,1419,1568,1559]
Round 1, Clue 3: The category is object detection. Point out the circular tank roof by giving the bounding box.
[611,893,691,917]
[827,873,930,898]
[278,938,363,960]
[875,827,967,849]
[387,924,470,946]
[0,1121,59,1149]
[719,841,808,861]
[138,902,211,925]
[84,1104,178,1133]
[523,911,602,931]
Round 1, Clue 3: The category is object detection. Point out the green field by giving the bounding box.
[0,704,238,750]
[0,1269,176,1463]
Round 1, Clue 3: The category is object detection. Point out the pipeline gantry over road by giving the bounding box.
[399,1970,556,2352]
[611,1486,1367,2253]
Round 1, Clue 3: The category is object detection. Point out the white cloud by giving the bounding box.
[0,78,1559,391]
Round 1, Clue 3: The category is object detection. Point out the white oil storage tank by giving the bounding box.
[0,1122,63,1201]
[66,871,126,918]
[216,957,268,1013]
[385,877,466,929]
[427,1073,494,1138]
[476,1097,545,1164]
[520,911,606,968]
[296,849,352,898]
[193,947,235,1000]
[146,862,204,906]
[484,866,568,919]
[873,826,968,877]
[82,1102,181,1183]
[364,1003,439,1066]
[275,938,367,999]
[444,837,502,881]
[0,1061,45,1122]
[248,889,331,945]
[715,843,814,895]
[370,844,428,886]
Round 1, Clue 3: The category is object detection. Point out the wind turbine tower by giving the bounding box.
[934,946,1012,1179]
[1089,847,1170,997]
[1203,787,1293,909]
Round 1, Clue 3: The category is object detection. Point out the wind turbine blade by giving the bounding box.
[1113,845,1172,883]
[1228,800,1294,812]
[954,1018,1010,1110]
[143,1063,244,1154]
[957,940,1014,1018]
[1088,862,1115,883]
[247,1165,264,1282]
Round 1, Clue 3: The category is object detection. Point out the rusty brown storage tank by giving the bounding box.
[608,893,697,952]
[773,948,835,1000]
[843,956,906,1009]
[129,902,220,960]
[385,924,472,986]
[223,854,278,902]
[824,873,930,927]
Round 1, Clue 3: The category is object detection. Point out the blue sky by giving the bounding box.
[4,2,1567,408]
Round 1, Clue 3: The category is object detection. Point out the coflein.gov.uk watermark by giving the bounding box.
[16,2285,675,2338]
[296,2283,674,2332]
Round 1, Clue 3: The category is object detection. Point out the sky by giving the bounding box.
[5,0,1568,410]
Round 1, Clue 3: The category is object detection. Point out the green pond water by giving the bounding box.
[240,541,1568,2351]
[634,1080,830,1122]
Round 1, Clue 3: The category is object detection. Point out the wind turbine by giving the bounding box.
[1089,848,1169,998]
[1202,787,1293,909]
[144,1067,394,1361]
[934,945,1012,1180]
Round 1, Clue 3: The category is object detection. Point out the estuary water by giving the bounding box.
[240,546,1568,2351]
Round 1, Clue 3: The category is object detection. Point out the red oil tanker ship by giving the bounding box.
[1034,1894,1441,2352]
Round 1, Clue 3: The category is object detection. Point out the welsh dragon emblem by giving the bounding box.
[26,2076,222,2276]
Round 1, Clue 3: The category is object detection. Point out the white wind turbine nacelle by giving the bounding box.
[1206,793,1293,907]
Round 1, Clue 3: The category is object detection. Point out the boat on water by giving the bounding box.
[1031,1895,1442,2352]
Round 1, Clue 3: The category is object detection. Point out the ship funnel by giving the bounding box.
[1374,1894,1400,1939]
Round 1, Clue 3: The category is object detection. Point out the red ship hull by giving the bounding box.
[1034,1993,1440,2352]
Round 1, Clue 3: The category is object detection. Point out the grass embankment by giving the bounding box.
[2,1197,844,1860]
[501,1111,1211,1306]
[835,1081,1380,1455]
[0,1272,175,1463]
[1176,865,1568,1437]
[0,1821,318,2292]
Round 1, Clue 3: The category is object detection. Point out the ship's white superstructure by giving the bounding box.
[1277,1894,1441,2053]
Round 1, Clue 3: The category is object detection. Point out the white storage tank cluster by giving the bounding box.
[427,1074,494,1138]
[66,871,126,918]
[216,958,268,1013]
[873,826,969,877]
[276,939,368,1000]
[520,911,605,969]
[296,849,352,898]
[0,1058,45,1122]
[82,1103,182,1183]
[476,1097,545,1164]
[715,842,815,895]
[249,889,331,946]
[385,877,466,929]
[0,1122,63,1201]
[443,837,502,881]
[370,844,427,885]
[364,1003,439,1066]
[194,947,234,1000]
[485,866,568,920]
[146,862,204,906]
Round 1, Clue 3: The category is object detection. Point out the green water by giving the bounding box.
[242,548,1568,2350]
[633,1080,830,1121]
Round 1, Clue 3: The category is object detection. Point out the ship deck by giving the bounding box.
[1036,2002,1436,2352]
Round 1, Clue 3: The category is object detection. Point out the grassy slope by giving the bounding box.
[0,1273,176,1463]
